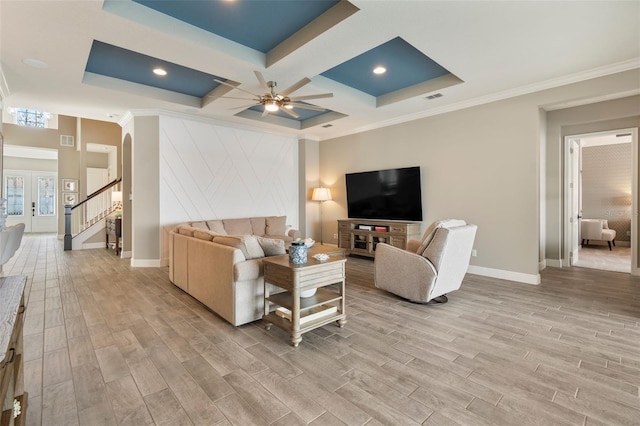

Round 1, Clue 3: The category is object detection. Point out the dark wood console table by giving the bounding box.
[106,216,122,255]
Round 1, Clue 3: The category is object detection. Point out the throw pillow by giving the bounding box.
[257,237,286,256]
[266,216,287,236]
[223,218,253,235]
[206,220,227,235]
[213,235,265,260]
[191,221,208,230]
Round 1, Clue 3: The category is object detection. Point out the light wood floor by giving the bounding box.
[6,234,640,425]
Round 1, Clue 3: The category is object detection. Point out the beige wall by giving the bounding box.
[131,115,160,265]
[321,69,640,282]
[4,157,57,172]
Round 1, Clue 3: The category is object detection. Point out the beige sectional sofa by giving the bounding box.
[168,216,298,326]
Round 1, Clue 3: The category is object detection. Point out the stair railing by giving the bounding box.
[64,178,122,250]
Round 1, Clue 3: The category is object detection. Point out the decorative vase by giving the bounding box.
[289,241,307,264]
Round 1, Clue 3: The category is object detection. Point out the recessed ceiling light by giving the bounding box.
[373,66,386,75]
[153,68,167,76]
[22,58,48,69]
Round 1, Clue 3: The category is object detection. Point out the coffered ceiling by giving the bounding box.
[0,1,638,140]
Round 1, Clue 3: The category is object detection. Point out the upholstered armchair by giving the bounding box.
[374,219,477,303]
[581,219,616,250]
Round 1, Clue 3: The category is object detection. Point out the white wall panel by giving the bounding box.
[159,116,299,231]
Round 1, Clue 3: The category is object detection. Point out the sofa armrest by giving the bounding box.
[406,239,421,253]
[287,227,299,240]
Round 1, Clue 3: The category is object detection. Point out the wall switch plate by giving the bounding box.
[471,249,477,257]
[333,233,338,239]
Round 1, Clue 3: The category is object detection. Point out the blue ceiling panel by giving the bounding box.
[132,0,340,53]
[247,103,328,121]
[321,37,451,97]
[85,40,222,97]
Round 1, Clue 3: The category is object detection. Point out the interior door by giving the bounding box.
[4,170,57,233]
[569,139,581,265]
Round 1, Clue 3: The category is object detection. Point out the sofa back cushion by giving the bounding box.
[213,235,265,260]
[251,217,267,236]
[266,216,287,236]
[206,220,227,235]
[177,225,200,237]
[257,237,286,256]
[223,218,253,235]
[190,221,209,230]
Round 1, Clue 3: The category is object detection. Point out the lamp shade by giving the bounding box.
[312,187,332,201]
[111,191,123,203]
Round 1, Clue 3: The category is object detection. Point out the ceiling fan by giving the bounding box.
[214,71,333,119]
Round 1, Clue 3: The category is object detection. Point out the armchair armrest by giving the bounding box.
[374,243,437,302]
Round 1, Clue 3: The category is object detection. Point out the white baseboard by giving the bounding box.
[467,265,541,285]
[539,259,546,271]
[131,258,162,267]
[545,259,563,268]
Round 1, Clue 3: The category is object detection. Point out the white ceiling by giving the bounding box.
[1,1,638,141]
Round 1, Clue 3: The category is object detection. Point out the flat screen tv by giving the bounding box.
[345,166,423,221]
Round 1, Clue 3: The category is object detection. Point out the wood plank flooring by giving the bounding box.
[5,234,640,425]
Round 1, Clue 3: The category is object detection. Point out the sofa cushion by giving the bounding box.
[257,237,286,256]
[213,235,265,260]
[251,217,267,236]
[266,216,287,236]
[206,220,227,235]
[178,225,199,237]
[191,221,209,230]
[223,218,253,235]
[194,230,215,241]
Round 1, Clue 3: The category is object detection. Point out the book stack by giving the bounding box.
[374,226,387,232]
[276,305,337,325]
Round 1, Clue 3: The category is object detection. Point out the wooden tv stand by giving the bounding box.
[338,219,421,257]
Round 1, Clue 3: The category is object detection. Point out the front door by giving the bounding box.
[4,170,57,232]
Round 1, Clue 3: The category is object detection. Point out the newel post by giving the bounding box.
[64,204,72,250]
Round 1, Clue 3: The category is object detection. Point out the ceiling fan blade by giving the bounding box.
[261,108,269,118]
[254,71,269,93]
[280,107,300,119]
[288,93,333,101]
[287,102,327,112]
[279,77,311,97]
[214,79,261,98]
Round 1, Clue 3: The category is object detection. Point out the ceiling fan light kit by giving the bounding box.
[215,71,333,119]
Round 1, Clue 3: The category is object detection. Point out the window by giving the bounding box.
[37,177,56,216]
[15,108,47,128]
[5,176,24,216]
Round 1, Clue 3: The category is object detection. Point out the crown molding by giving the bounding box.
[327,58,640,141]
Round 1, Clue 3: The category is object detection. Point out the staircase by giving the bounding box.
[64,178,121,250]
